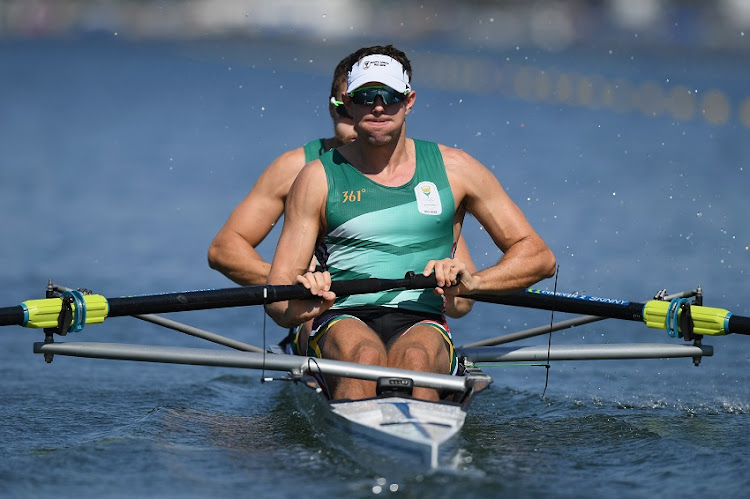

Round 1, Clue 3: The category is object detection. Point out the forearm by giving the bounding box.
[266,270,334,328]
[444,296,474,318]
[207,235,271,285]
[264,300,298,328]
[469,237,556,294]
[446,236,476,317]
[264,267,296,327]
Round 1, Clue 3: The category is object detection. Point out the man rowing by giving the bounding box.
[209,51,476,353]
[266,44,555,400]
[208,53,358,287]
[208,52,358,353]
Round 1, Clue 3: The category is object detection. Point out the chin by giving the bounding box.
[366,134,395,146]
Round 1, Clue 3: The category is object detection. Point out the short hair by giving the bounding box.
[348,45,413,83]
[330,53,356,99]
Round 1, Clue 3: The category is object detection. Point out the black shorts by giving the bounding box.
[303,306,458,375]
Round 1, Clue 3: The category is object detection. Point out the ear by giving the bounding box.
[404,90,416,116]
[328,98,337,119]
[342,92,354,119]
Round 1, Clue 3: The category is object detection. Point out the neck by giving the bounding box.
[326,134,355,150]
[343,136,414,185]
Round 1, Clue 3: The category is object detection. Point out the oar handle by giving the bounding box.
[108,273,438,317]
[330,272,437,297]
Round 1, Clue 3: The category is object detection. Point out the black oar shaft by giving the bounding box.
[468,289,750,336]
[468,291,646,322]
[0,306,24,327]
[106,286,292,317]
[107,274,437,317]
[728,315,750,336]
[1,273,438,327]
[6,276,749,337]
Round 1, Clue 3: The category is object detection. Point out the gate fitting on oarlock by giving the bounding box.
[42,280,93,364]
[653,285,704,366]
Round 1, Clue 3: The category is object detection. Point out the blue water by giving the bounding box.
[1,38,749,498]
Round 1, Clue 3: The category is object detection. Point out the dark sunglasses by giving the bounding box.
[348,85,408,106]
[330,97,353,119]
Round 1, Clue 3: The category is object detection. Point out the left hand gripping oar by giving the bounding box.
[466,289,750,337]
[0,272,438,331]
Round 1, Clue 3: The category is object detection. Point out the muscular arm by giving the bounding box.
[207,148,306,285]
[440,145,556,296]
[265,161,335,328]
[443,235,476,318]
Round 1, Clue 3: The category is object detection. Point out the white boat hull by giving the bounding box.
[293,367,491,472]
[326,395,466,469]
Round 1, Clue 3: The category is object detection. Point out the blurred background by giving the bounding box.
[2,0,749,130]
[3,0,750,51]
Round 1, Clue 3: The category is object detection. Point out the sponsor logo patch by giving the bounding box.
[414,181,442,215]
[363,60,388,69]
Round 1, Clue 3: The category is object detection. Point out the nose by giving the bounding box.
[371,95,386,111]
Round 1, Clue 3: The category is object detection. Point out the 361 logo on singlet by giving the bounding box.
[414,181,442,215]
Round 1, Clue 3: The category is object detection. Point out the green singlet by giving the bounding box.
[303,138,327,163]
[317,139,455,315]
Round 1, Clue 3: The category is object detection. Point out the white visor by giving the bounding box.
[346,54,411,94]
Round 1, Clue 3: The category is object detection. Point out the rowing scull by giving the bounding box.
[5,276,748,472]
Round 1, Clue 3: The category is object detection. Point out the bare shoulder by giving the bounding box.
[282,158,329,235]
[438,143,491,173]
[436,143,498,194]
[288,159,328,203]
[238,147,305,207]
[257,146,306,185]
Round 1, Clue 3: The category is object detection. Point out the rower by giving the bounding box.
[207,50,477,354]
[265,44,556,401]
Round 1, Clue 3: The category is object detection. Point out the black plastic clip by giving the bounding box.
[55,293,75,337]
[677,301,696,340]
[376,377,414,397]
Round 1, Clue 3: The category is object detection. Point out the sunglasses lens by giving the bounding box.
[331,97,352,119]
[350,86,406,106]
[335,104,352,119]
